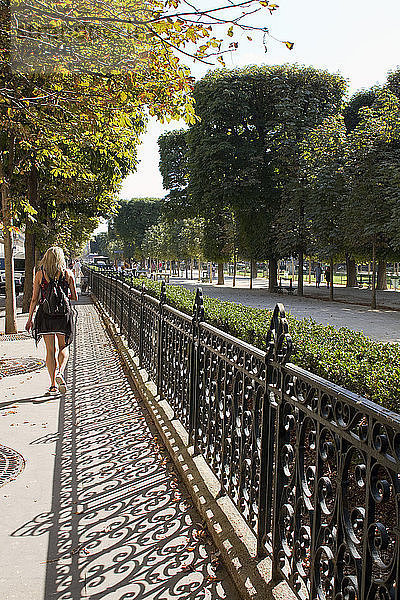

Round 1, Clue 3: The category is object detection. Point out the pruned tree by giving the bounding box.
[111,198,162,259]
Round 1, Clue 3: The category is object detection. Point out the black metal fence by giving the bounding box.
[89,269,400,600]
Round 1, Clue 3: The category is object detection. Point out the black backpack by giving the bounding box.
[42,273,70,317]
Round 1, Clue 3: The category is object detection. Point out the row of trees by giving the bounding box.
[153,64,400,306]
[1,0,288,331]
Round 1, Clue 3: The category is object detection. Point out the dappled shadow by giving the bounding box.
[12,302,237,600]
[0,395,55,410]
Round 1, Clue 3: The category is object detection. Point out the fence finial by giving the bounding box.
[266,303,292,364]
[160,280,167,304]
[193,287,205,323]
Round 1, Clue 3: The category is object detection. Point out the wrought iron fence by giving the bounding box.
[89,268,400,600]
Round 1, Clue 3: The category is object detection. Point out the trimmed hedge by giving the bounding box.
[124,276,400,413]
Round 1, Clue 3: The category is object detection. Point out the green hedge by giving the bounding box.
[123,276,400,412]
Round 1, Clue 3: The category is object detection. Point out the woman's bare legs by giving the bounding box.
[44,334,57,387]
[56,334,69,375]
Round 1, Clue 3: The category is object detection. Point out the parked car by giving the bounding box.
[0,271,24,295]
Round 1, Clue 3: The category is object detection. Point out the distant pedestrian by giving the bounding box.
[72,258,82,284]
[315,264,322,288]
[25,246,78,394]
[325,266,331,288]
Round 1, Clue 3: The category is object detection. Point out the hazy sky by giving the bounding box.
[119,0,400,201]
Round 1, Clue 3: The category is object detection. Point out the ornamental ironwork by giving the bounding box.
[0,357,46,378]
[0,444,25,487]
[89,268,400,600]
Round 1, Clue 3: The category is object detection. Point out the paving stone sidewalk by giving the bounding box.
[0,299,239,600]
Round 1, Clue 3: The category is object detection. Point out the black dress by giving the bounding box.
[32,269,76,346]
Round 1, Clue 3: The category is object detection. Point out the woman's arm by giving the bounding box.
[66,269,78,301]
[25,270,41,331]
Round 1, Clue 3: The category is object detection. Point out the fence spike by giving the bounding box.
[193,287,205,323]
[266,303,292,365]
[160,280,167,304]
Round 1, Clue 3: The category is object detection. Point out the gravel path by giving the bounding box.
[172,277,400,344]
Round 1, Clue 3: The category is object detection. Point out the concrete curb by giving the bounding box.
[91,294,296,600]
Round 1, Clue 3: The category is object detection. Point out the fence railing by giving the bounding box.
[89,268,400,600]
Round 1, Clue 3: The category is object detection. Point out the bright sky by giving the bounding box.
[119,0,400,201]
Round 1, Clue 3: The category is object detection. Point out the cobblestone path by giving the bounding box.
[16,303,238,600]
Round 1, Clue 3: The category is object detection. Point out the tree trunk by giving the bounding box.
[23,165,39,313]
[0,141,17,333]
[252,259,257,279]
[190,257,193,280]
[268,257,278,292]
[209,262,212,283]
[1,178,17,333]
[22,227,35,313]
[298,251,304,297]
[250,260,253,289]
[308,257,312,284]
[217,262,224,285]
[330,257,334,301]
[35,247,41,268]
[185,260,189,279]
[198,258,201,282]
[377,260,387,290]
[371,243,377,309]
[233,252,237,287]
[346,254,357,287]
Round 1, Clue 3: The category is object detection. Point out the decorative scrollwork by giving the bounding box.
[193,287,205,324]
[90,271,400,600]
[266,303,293,365]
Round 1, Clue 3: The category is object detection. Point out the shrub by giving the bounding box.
[124,276,400,412]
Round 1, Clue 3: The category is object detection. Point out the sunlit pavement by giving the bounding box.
[0,298,239,600]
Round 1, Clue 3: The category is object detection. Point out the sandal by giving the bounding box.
[56,372,67,394]
[48,385,58,394]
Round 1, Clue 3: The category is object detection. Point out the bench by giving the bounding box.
[155,273,170,283]
[273,278,297,295]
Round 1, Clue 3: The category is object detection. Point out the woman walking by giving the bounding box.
[26,246,77,394]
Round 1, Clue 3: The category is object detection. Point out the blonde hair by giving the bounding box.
[40,246,67,280]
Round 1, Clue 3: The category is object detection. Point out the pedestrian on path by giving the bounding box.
[25,246,78,394]
[315,263,322,288]
[72,257,82,285]
[325,265,331,288]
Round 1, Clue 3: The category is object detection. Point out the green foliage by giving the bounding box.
[343,90,376,133]
[158,130,189,219]
[271,66,347,260]
[302,115,349,260]
[141,217,204,260]
[111,198,162,258]
[122,276,400,411]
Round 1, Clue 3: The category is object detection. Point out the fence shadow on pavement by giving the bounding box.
[11,300,237,600]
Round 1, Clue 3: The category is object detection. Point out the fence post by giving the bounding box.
[139,282,146,367]
[257,304,292,563]
[127,281,133,349]
[189,287,204,448]
[107,272,111,312]
[114,272,118,321]
[157,281,167,395]
[119,276,124,334]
